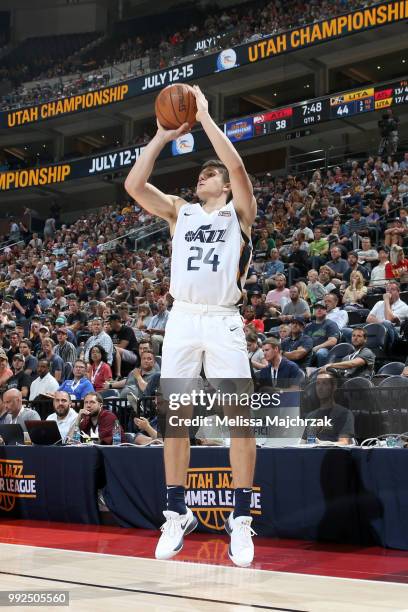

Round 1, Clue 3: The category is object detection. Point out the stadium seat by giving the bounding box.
[327,343,354,364]
[377,362,405,376]
[377,376,408,432]
[346,310,369,326]
[364,293,385,311]
[363,323,388,352]
[342,377,384,442]
[100,389,120,400]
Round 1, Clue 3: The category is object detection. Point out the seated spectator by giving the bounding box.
[29,359,59,400]
[248,291,268,319]
[293,216,314,242]
[366,281,408,346]
[326,246,349,280]
[304,302,340,367]
[41,337,64,383]
[7,353,30,398]
[370,246,389,287]
[263,248,285,281]
[28,319,43,355]
[134,303,153,338]
[146,297,169,355]
[265,273,290,315]
[307,269,327,305]
[78,391,125,445]
[246,331,267,372]
[243,305,264,333]
[20,338,38,377]
[287,239,309,281]
[0,349,13,393]
[319,265,338,292]
[342,271,368,310]
[6,331,20,365]
[87,345,112,392]
[0,397,11,425]
[107,350,160,399]
[309,227,329,269]
[108,313,138,376]
[58,359,94,400]
[321,327,375,378]
[385,245,408,285]
[258,337,304,390]
[54,327,77,364]
[324,293,349,329]
[345,207,368,237]
[278,324,290,341]
[46,390,78,443]
[66,296,88,337]
[343,251,370,284]
[301,371,354,444]
[280,285,311,323]
[356,237,379,270]
[133,414,161,445]
[3,388,40,432]
[281,317,313,369]
[402,356,408,377]
[83,317,114,365]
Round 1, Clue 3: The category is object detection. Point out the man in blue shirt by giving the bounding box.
[304,303,340,367]
[58,359,94,400]
[281,317,313,369]
[258,337,304,390]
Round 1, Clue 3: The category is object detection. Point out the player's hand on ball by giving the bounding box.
[156,119,189,142]
[192,85,209,122]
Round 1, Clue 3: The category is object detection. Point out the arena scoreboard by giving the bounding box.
[250,78,407,136]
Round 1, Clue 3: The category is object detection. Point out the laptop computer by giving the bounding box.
[25,420,62,446]
[0,424,25,445]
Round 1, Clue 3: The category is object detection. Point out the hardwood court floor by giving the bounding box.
[0,521,408,611]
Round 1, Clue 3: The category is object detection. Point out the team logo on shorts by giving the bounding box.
[185,467,261,531]
[185,224,226,243]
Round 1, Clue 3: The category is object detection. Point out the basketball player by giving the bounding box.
[125,85,257,567]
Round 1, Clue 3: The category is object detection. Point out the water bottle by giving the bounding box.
[352,232,359,250]
[112,420,121,446]
[72,425,81,444]
[307,433,317,445]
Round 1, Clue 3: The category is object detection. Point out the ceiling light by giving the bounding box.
[377,65,381,70]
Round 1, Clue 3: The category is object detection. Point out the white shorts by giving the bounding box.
[161,301,251,380]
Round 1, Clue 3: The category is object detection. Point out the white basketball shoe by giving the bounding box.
[155,508,198,560]
[225,513,256,567]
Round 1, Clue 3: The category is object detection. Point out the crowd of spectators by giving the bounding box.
[0,148,407,445]
[0,0,377,111]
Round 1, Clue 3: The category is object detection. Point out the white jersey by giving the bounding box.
[170,201,252,307]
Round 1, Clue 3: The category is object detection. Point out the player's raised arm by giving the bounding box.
[124,121,189,223]
[192,85,257,229]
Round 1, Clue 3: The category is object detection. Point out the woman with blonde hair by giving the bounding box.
[343,271,367,310]
[296,280,309,303]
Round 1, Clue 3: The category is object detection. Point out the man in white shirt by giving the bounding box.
[29,360,59,401]
[366,281,408,346]
[46,390,78,443]
[370,246,389,287]
[324,293,349,329]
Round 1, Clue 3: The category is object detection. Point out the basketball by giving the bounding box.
[155,84,197,130]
